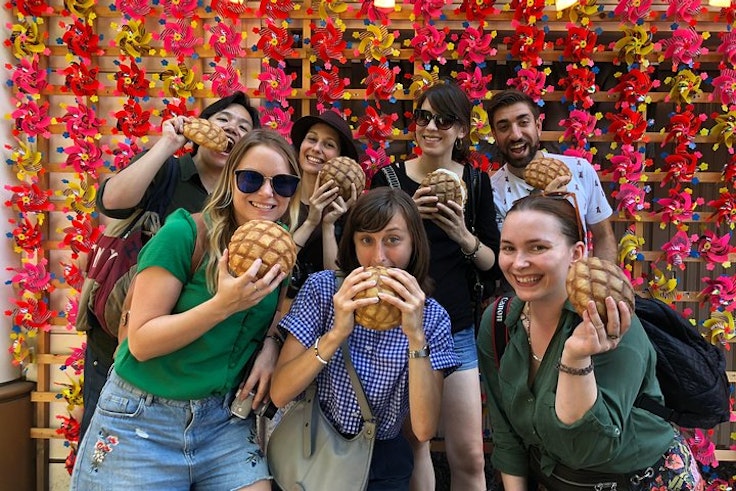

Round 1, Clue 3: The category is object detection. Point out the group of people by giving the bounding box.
[70,83,704,491]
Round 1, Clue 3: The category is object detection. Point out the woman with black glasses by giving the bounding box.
[71,130,300,491]
[371,81,499,491]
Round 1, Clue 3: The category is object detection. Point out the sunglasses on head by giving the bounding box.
[412,109,458,130]
[541,191,586,243]
[234,170,300,198]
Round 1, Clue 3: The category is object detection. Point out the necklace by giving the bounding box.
[521,302,544,363]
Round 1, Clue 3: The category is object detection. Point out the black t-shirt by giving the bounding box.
[371,162,500,333]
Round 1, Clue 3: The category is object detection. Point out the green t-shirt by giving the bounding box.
[114,209,278,400]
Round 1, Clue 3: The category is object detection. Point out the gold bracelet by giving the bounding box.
[556,359,594,376]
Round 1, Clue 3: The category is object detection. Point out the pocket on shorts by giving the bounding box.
[96,390,145,418]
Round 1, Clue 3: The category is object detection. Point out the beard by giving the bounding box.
[500,139,541,170]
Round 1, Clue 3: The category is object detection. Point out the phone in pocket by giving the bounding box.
[230,391,255,419]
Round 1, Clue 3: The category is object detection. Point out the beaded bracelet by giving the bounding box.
[461,236,481,260]
[313,336,329,365]
[265,334,283,349]
[555,359,594,376]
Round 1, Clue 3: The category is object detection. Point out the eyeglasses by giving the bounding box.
[541,191,586,244]
[234,170,300,198]
[412,109,458,130]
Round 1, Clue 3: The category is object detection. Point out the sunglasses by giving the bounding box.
[541,191,586,244]
[412,109,458,130]
[234,170,300,198]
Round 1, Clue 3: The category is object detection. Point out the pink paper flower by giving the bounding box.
[661,27,706,72]
[606,144,648,183]
[206,64,246,99]
[161,0,198,19]
[208,22,245,61]
[410,0,449,22]
[12,99,51,139]
[310,19,348,64]
[58,103,105,140]
[256,64,296,108]
[260,106,294,140]
[63,139,105,178]
[358,0,391,23]
[613,0,653,24]
[665,0,701,24]
[661,231,693,270]
[708,191,736,229]
[306,65,349,107]
[361,146,391,186]
[158,20,202,59]
[456,66,492,101]
[256,20,295,62]
[717,31,736,69]
[657,188,702,230]
[364,64,399,102]
[114,0,151,19]
[455,25,496,67]
[7,258,52,295]
[695,230,735,271]
[687,429,719,468]
[700,275,736,312]
[559,109,600,148]
[10,56,47,96]
[712,69,736,107]
[409,24,448,65]
[613,182,650,220]
[355,106,396,144]
[109,140,143,172]
[61,261,85,292]
[507,67,554,104]
[5,182,54,214]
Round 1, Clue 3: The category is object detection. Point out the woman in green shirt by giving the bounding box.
[477,194,703,490]
[70,130,301,491]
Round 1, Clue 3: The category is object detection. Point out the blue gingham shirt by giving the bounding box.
[279,270,459,440]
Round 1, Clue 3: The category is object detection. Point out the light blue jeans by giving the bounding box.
[70,369,270,490]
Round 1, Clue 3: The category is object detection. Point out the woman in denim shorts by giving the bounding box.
[70,130,302,490]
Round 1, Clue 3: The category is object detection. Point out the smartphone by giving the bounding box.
[230,391,255,419]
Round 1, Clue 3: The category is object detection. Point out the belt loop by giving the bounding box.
[144,393,154,405]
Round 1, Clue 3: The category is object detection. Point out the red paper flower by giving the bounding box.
[357,0,391,24]
[723,154,736,187]
[61,18,103,59]
[7,297,56,332]
[606,106,648,145]
[410,0,449,22]
[260,106,294,139]
[210,0,248,21]
[712,69,736,107]
[608,68,655,110]
[455,25,496,67]
[355,106,395,144]
[257,0,295,19]
[657,188,701,230]
[455,0,497,21]
[159,99,196,122]
[708,190,736,229]
[9,216,42,254]
[559,109,600,148]
[661,107,704,148]
[12,99,51,139]
[113,60,149,98]
[256,20,295,62]
[61,344,85,376]
[665,0,701,24]
[409,24,448,65]
[700,275,736,312]
[364,64,399,102]
[159,20,202,59]
[661,27,706,72]
[60,216,102,258]
[109,140,143,172]
[5,182,54,214]
[606,144,648,184]
[9,56,48,96]
[206,64,246,99]
[505,25,546,67]
[56,415,80,445]
[456,66,492,101]
[559,66,598,109]
[257,64,296,108]
[507,67,553,103]
[58,103,105,140]
[114,0,151,19]
[63,139,105,178]
[208,22,245,61]
[695,230,735,271]
[558,25,599,64]
[613,0,653,24]
[613,182,650,220]
[7,258,52,295]
[113,99,152,138]
[717,31,736,69]
[61,62,100,98]
[661,231,693,270]
[13,0,53,17]
[161,0,198,19]
[509,0,546,26]
[310,19,348,64]
[468,150,492,173]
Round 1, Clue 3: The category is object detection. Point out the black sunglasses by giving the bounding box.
[234,169,300,198]
[412,109,458,130]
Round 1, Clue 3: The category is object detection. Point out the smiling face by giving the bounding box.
[490,101,542,170]
[298,122,342,175]
[232,144,293,225]
[414,100,467,160]
[198,103,255,170]
[354,212,413,270]
[499,209,584,304]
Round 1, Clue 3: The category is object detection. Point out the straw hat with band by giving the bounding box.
[290,111,360,161]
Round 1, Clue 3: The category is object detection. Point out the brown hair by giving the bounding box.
[506,194,582,246]
[415,81,471,162]
[486,89,541,131]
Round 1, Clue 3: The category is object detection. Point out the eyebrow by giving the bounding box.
[217,109,253,127]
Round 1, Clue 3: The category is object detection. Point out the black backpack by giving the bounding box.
[487,295,730,429]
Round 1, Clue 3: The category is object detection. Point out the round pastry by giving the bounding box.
[354,266,402,331]
[183,118,229,153]
[317,156,366,201]
[420,169,467,206]
[523,157,572,191]
[565,257,635,325]
[228,220,297,278]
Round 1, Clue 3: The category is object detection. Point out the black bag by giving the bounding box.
[487,295,730,429]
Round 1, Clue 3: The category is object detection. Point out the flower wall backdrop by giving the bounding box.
[5,0,736,485]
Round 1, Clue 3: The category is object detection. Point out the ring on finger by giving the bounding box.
[253,284,260,293]
[607,334,619,340]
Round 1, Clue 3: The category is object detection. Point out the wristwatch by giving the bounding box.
[407,345,430,359]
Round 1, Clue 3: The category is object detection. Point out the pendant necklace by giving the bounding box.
[521,302,544,363]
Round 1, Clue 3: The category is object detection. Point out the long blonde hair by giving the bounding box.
[200,129,301,292]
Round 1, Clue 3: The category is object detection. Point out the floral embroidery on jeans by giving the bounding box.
[245,424,264,468]
[90,431,119,472]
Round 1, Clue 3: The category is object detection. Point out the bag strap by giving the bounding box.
[492,295,512,368]
[466,165,480,233]
[381,165,401,190]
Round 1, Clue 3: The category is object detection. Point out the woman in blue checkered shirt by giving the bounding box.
[272,188,460,489]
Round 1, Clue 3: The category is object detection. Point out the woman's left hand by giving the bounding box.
[376,268,426,341]
[565,297,632,359]
[429,200,470,245]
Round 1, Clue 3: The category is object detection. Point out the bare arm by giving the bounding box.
[501,473,528,491]
[588,218,617,263]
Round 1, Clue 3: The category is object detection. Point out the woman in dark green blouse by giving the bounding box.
[478,194,703,490]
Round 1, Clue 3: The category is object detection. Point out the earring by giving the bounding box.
[454,139,462,149]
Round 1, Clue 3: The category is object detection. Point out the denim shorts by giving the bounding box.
[453,326,479,371]
[70,370,270,491]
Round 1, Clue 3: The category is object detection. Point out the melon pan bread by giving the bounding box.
[353,266,402,331]
[227,220,297,278]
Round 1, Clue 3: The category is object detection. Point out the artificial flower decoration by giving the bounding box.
[109,140,143,172]
[660,230,693,270]
[608,68,654,110]
[711,69,736,108]
[256,63,297,108]
[61,179,97,216]
[468,150,492,172]
[613,0,653,25]
[469,105,491,145]
[61,62,100,98]
[408,24,449,65]
[407,67,440,99]
[61,261,85,292]
[559,109,601,148]
[158,20,203,59]
[112,60,150,98]
[7,259,53,296]
[114,20,154,59]
[63,0,97,19]
[695,230,735,271]
[611,25,654,68]
[559,66,598,109]
[504,25,546,68]
[258,0,297,19]
[56,375,84,411]
[507,67,554,104]
[723,154,736,188]
[161,0,198,19]
[60,216,102,258]
[7,297,56,332]
[613,182,650,220]
[364,64,399,102]
[456,66,492,101]
[660,27,706,72]
[207,64,246,99]
[561,0,603,25]
[605,106,648,146]
[661,107,705,148]
[57,103,105,140]
[60,18,103,60]
[13,0,54,17]
[159,62,203,99]
[8,141,43,181]
[657,188,702,230]
[562,147,595,163]
[12,99,51,140]
[208,22,245,61]
[62,297,78,332]
[306,65,349,107]
[455,0,498,21]
[664,69,706,106]
[56,414,80,446]
[61,344,85,375]
[355,106,397,144]
[360,146,391,186]
[704,310,736,346]
[354,24,398,63]
[316,0,349,22]
[648,265,681,305]
[708,190,736,229]
[455,25,497,67]
[660,145,701,188]
[260,106,294,139]
[309,19,348,64]
[507,0,546,26]
[700,275,736,312]
[665,0,701,24]
[8,18,49,60]
[618,228,646,265]
[9,56,48,98]
[558,25,599,64]
[210,0,249,21]
[711,109,736,153]
[717,31,736,69]
[5,182,54,215]
[255,20,296,63]
[410,0,448,22]
[717,2,736,29]
[113,99,152,138]
[114,0,152,19]
[687,430,719,467]
[63,139,105,178]
[358,0,391,24]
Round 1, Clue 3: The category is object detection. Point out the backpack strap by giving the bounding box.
[466,165,481,233]
[380,165,401,190]
[492,295,512,368]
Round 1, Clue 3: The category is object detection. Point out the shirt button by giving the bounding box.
[614,427,620,435]
[527,398,533,403]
